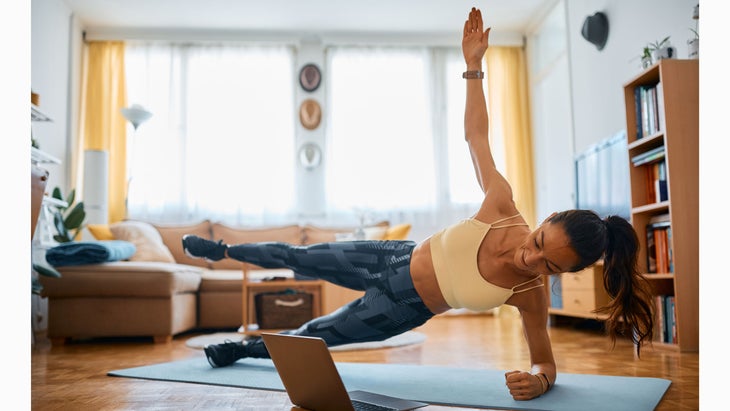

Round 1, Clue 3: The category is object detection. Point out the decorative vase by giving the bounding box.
[641,56,653,69]
[651,43,676,62]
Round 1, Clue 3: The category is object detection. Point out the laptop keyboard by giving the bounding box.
[351,400,399,411]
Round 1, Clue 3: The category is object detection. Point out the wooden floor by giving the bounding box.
[31,313,699,410]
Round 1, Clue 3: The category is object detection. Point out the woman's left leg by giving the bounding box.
[202,241,435,365]
[242,249,435,358]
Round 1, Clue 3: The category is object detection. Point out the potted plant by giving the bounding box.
[51,186,86,243]
[648,36,675,62]
[641,46,653,69]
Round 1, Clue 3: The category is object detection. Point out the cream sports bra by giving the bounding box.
[430,214,543,311]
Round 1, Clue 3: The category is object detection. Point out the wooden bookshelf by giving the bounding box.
[622,59,698,352]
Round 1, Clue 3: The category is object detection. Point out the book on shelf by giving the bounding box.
[640,160,668,204]
[631,146,665,166]
[655,81,665,133]
[654,295,665,343]
[634,87,643,140]
[633,83,663,139]
[654,295,677,344]
[665,296,676,344]
[654,161,668,202]
[645,217,672,274]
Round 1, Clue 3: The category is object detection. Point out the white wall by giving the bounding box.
[565,0,697,154]
[30,0,84,337]
[31,0,73,192]
[527,0,576,224]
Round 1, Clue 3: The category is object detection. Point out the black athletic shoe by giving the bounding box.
[203,339,248,368]
[182,235,227,262]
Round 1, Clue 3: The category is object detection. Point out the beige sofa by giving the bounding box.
[39,219,408,344]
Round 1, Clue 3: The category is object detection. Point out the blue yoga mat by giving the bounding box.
[109,357,670,411]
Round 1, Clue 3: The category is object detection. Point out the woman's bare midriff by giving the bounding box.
[410,239,451,314]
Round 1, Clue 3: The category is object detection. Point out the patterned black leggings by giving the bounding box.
[226,240,435,358]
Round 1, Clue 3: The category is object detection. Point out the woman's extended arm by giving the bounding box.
[462,8,516,221]
[462,8,495,194]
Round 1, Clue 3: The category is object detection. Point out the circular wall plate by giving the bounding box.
[299,63,322,92]
[299,99,322,130]
[299,143,322,170]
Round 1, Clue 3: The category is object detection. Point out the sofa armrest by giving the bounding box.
[40,262,203,298]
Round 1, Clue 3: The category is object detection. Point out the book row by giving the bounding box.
[640,159,668,204]
[646,213,673,274]
[655,294,676,344]
[633,82,665,140]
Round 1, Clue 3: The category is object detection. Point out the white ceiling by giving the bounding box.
[64,0,555,35]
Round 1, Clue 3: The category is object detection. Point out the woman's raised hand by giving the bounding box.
[462,7,491,67]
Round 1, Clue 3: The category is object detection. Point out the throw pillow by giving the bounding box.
[87,224,115,241]
[383,223,412,240]
[110,220,176,263]
[153,220,212,268]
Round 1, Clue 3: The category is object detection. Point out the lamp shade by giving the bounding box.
[121,104,153,130]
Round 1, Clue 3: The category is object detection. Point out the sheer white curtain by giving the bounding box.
[124,43,296,225]
[325,47,488,238]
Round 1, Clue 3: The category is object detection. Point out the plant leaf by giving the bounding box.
[64,203,86,230]
[52,187,63,202]
[66,189,76,207]
[33,262,62,278]
[53,211,68,237]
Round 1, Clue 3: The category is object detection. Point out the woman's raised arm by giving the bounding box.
[462,7,496,194]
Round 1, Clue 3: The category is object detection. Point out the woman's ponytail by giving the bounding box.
[596,216,654,356]
[549,211,655,356]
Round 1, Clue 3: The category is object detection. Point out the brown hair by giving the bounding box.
[548,210,654,356]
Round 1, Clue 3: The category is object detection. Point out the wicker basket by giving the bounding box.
[255,289,313,329]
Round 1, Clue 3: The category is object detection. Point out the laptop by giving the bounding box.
[261,333,429,411]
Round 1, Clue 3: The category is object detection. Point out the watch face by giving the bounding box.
[299,63,322,92]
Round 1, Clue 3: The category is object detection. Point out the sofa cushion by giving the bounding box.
[110,221,176,263]
[41,261,202,298]
[198,269,243,292]
[301,221,389,245]
[153,220,212,268]
[209,223,303,270]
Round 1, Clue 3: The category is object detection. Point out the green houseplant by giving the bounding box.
[31,187,87,294]
[51,186,86,243]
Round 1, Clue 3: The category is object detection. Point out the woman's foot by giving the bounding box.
[182,235,227,261]
[203,339,249,368]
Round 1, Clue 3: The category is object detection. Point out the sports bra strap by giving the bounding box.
[511,276,543,293]
[490,214,529,229]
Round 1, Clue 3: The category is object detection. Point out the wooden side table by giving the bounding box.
[240,266,325,335]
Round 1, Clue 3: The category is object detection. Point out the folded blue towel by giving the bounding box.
[46,240,136,267]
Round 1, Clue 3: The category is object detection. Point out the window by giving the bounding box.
[325,46,487,226]
[124,43,296,224]
[124,42,501,233]
[325,47,436,212]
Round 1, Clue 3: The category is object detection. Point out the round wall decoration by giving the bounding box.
[299,63,322,92]
[299,99,322,130]
[298,142,322,170]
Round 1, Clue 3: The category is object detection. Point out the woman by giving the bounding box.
[182,7,654,401]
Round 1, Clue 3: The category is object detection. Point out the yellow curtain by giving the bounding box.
[485,47,536,228]
[79,41,128,223]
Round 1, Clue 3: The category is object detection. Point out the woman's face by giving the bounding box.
[513,222,580,276]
